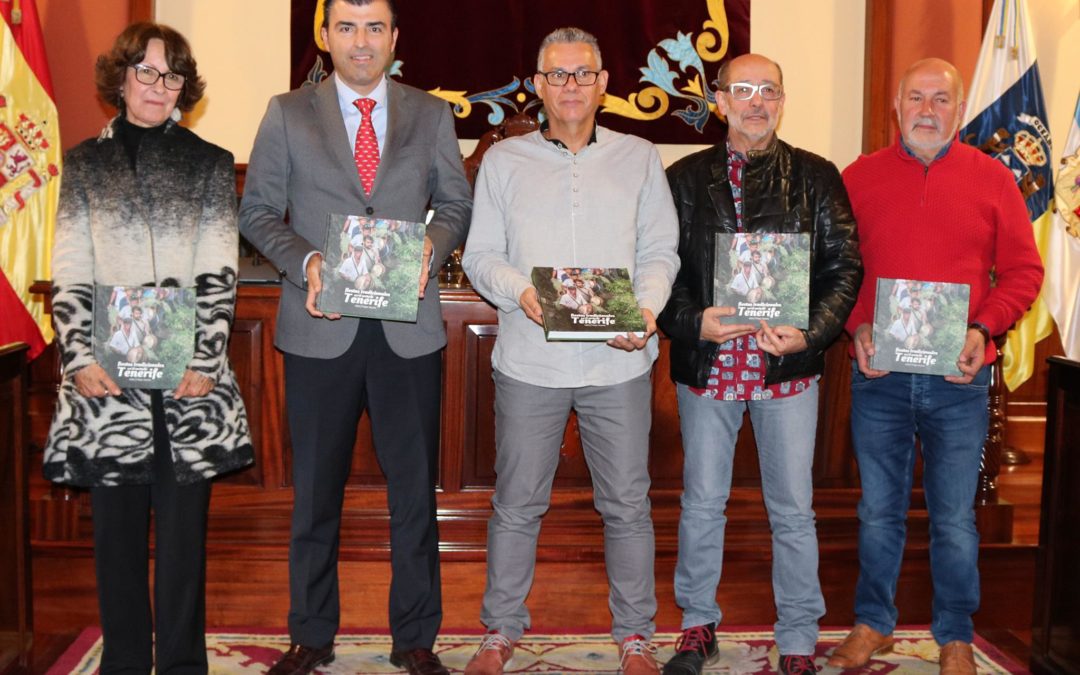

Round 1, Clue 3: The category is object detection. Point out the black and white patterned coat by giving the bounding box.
[44,118,254,486]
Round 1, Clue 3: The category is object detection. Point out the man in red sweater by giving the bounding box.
[829,58,1043,675]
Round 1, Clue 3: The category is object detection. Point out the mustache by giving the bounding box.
[912,115,940,131]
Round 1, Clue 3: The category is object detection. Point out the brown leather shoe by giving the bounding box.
[389,648,450,675]
[826,624,894,668]
[619,635,660,675]
[938,641,976,675]
[267,643,335,675]
[464,631,515,675]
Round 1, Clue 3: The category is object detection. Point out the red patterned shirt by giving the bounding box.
[690,144,815,401]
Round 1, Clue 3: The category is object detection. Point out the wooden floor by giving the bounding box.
[16,443,1045,674]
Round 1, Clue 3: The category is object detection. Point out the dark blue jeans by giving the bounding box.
[849,362,990,645]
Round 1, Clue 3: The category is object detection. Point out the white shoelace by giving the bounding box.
[620,637,658,670]
[476,631,513,654]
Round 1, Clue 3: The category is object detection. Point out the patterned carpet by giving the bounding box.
[47,627,1028,674]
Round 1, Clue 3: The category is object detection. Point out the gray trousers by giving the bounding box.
[480,369,657,643]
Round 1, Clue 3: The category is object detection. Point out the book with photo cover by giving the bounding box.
[870,278,971,376]
[93,285,196,389]
[713,232,811,327]
[316,214,426,322]
[531,266,646,341]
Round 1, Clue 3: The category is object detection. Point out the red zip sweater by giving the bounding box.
[842,136,1044,366]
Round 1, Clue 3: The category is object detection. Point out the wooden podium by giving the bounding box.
[0,344,32,673]
[1031,356,1080,674]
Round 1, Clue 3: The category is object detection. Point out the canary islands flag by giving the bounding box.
[960,0,1053,391]
[1045,94,1080,362]
[0,0,60,360]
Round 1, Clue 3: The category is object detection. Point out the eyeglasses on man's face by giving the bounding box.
[130,64,186,91]
[538,69,601,87]
[724,82,783,101]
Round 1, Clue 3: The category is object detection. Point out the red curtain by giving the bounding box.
[292,0,750,143]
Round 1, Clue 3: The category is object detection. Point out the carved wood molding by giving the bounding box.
[862,0,892,154]
[129,0,153,22]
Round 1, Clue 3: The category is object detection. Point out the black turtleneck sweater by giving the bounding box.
[116,116,169,169]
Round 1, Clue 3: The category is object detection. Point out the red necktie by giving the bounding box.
[353,98,379,195]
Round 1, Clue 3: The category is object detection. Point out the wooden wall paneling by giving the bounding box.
[129,0,153,21]
[1031,357,1080,674]
[862,0,892,154]
[438,291,516,493]
[460,323,498,490]
[814,334,859,487]
[25,280,86,545]
[229,285,286,489]
[26,344,58,454]
[452,292,594,491]
[346,415,387,487]
[730,412,767,486]
[220,318,263,486]
[26,283,57,456]
[647,341,683,488]
[0,344,32,671]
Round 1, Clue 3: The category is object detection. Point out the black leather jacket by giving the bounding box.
[658,138,862,387]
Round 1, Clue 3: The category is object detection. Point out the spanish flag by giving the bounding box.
[0,0,60,360]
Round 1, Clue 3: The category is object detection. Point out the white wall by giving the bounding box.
[1032,0,1080,165]
[750,0,867,170]
[156,0,291,163]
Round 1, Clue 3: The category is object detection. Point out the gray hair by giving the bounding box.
[536,27,602,71]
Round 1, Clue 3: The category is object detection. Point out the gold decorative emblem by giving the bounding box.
[602,0,731,128]
[1056,149,1080,239]
[1013,129,1047,167]
[0,98,59,227]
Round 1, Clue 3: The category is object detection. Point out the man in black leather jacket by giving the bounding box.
[657,54,862,675]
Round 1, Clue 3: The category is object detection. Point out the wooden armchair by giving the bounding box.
[439,113,540,287]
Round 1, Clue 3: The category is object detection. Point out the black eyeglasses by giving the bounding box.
[130,64,186,91]
[538,69,601,87]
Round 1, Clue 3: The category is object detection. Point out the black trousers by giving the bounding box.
[283,320,442,651]
[90,391,212,675]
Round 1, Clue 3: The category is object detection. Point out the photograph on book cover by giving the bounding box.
[318,214,426,322]
[713,232,811,327]
[532,266,645,341]
[871,278,971,377]
[92,285,195,389]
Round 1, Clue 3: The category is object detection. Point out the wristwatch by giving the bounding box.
[967,322,991,345]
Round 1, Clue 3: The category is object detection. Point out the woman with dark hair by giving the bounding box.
[44,22,253,674]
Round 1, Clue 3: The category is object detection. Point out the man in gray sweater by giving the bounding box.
[461,26,679,675]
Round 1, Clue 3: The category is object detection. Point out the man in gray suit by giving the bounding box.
[238,1,471,673]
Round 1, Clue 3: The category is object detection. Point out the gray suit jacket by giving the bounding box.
[239,77,472,359]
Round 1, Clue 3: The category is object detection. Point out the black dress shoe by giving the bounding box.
[267,643,335,675]
[662,623,718,675]
[389,648,450,675]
